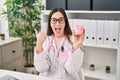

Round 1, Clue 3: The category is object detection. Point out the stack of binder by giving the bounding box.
[68,19,120,47]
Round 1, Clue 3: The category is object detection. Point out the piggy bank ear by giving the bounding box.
[81,26,85,33]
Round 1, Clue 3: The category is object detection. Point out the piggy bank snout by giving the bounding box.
[74,26,84,35]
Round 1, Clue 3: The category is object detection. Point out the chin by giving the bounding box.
[54,34,61,37]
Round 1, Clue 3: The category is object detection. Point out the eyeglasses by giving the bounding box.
[50,17,65,24]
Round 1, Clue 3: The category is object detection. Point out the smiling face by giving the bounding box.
[50,11,65,38]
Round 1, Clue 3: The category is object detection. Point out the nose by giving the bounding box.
[56,20,60,25]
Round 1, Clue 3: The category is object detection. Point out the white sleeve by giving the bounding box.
[64,48,84,75]
[34,37,50,73]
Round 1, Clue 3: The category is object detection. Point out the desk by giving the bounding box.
[0,69,61,80]
[0,37,24,71]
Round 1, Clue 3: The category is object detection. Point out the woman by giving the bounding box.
[34,7,85,80]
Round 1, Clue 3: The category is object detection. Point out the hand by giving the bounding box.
[72,29,85,50]
[34,29,47,53]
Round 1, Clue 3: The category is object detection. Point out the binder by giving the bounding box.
[82,19,91,45]
[68,19,73,30]
[96,20,104,46]
[72,19,79,30]
[89,20,97,45]
[111,20,119,46]
[78,19,90,44]
[104,20,112,46]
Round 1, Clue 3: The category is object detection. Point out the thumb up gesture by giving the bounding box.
[34,29,47,53]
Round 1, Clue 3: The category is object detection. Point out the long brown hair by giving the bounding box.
[47,7,72,43]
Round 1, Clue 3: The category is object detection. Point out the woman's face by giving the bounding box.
[50,11,65,38]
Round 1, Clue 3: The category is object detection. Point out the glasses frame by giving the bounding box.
[50,17,65,24]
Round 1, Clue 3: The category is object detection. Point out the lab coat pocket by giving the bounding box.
[59,50,69,59]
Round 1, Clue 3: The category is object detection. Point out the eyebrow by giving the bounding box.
[51,17,64,19]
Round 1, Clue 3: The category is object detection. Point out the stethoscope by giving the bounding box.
[48,34,66,53]
[47,34,66,75]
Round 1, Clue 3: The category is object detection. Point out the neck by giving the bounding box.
[54,34,65,38]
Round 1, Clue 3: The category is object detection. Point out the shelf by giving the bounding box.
[42,10,120,14]
[41,10,120,80]
[66,10,120,14]
[0,37,21,46]
[83,43,117,50]
[83,67,116,80]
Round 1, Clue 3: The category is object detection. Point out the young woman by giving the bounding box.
[34,7,85,80]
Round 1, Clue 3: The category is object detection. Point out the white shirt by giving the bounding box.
[34,36,84,80]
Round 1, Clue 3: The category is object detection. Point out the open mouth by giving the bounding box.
[55,28,61,33]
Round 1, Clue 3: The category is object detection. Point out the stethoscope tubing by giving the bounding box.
[48,34,66,53]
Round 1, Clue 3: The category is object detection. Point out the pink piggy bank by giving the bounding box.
[74,25,84,36]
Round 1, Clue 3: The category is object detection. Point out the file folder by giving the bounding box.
[97,20,104,46]
[104,20,112,46]
[82,19,91,45]
[89,20,97,45]
[78,19,89,44]
[72,19,79,30]
[68,19,73,30]
[110,20,119,46]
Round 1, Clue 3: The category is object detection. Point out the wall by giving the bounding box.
[46,0,120,10]
[0,0,46,37]
[0,0,9,38]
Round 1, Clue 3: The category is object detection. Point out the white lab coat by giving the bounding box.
[34,36,84,80]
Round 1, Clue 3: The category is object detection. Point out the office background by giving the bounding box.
[1,0,120,37]
[46,0,120,11]
[0,0,120,80]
